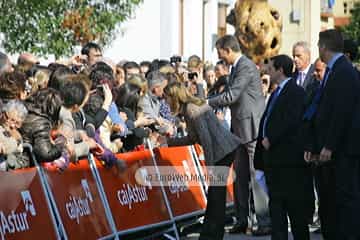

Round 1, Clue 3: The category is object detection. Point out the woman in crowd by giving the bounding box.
[115,79,155,151]
[162,82,240,240]
[204,65,217,91]
[0,71,27,102]
[260,71,271,104]
[20,88,68,164]
[86,62,126,153]
[0,100,28,170]
[115,63,126,88]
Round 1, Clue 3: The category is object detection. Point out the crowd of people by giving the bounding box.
[0,28,359,240]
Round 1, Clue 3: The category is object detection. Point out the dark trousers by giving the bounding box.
[266,168,313,240]
[199,150,235,240]
[335,155,360,239]
[269,196,310,240]
[314,163,336,240]
[233,141,255,225]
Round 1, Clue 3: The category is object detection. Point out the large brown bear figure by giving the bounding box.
[227,0,282,64]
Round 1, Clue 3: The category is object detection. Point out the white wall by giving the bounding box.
[103,0,161,63]
[204,0,219,63]
[269,0,321,62]
[159,0,180,59]
[182,0,203,59]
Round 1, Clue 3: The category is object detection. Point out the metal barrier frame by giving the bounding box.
[88,147,178,239]
[147,139,181,240]
[27,145,66,240]
[13,142,234,239]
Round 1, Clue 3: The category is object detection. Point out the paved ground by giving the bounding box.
[183,232,322,239]
[181,224,322,239]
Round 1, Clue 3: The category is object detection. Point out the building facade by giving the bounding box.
[104,0,324,64]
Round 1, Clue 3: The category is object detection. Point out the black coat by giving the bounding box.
[307,56,360,155]
[20,105,62,163]
[307,56,360,236]
[254,79,313,204]
[254,79,306,170]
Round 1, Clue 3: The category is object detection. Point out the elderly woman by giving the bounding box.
[162,82,240,240]
[0,100,28,170]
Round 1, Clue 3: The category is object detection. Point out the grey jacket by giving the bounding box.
[59,107,89,159]
[167,103,240,165]
[208,55,265,144]
[138,93,161,119]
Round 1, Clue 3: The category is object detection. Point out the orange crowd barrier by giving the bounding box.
[0,167,58,240]
[42,159,113,240]
[193,144,234,204]
[93,150,172,233]
[154,146,207,219]
[0,144,238,239]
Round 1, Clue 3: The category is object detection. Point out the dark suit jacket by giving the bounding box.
[208,55,265,144]
[254,79,306,170]
[306,56,360,155]
[293,64,316,92]
[254,79,313,200]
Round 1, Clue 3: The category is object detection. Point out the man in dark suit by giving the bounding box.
[209,35,269,234]
[303,29,360,240]
[254,55,314,240]
[292,41,317,92]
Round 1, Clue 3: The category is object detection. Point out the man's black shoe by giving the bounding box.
[251,226,272,236]
[228,223,248,234]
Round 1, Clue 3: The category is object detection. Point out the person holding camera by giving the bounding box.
[187,55,206,98]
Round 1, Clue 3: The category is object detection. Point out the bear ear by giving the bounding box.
[226,9,236,26]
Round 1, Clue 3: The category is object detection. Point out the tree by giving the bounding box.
[0,0,142,58]
[342,2,360,45]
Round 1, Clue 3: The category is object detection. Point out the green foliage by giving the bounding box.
[342,2,360,60]
[0,0,142,58]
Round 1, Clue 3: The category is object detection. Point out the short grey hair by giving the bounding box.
[293,41,311,55]
[2,100,28,121]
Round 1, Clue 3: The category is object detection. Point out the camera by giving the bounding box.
[170,56,182,63]
[188,72,198,80]
[96,85,105,95]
